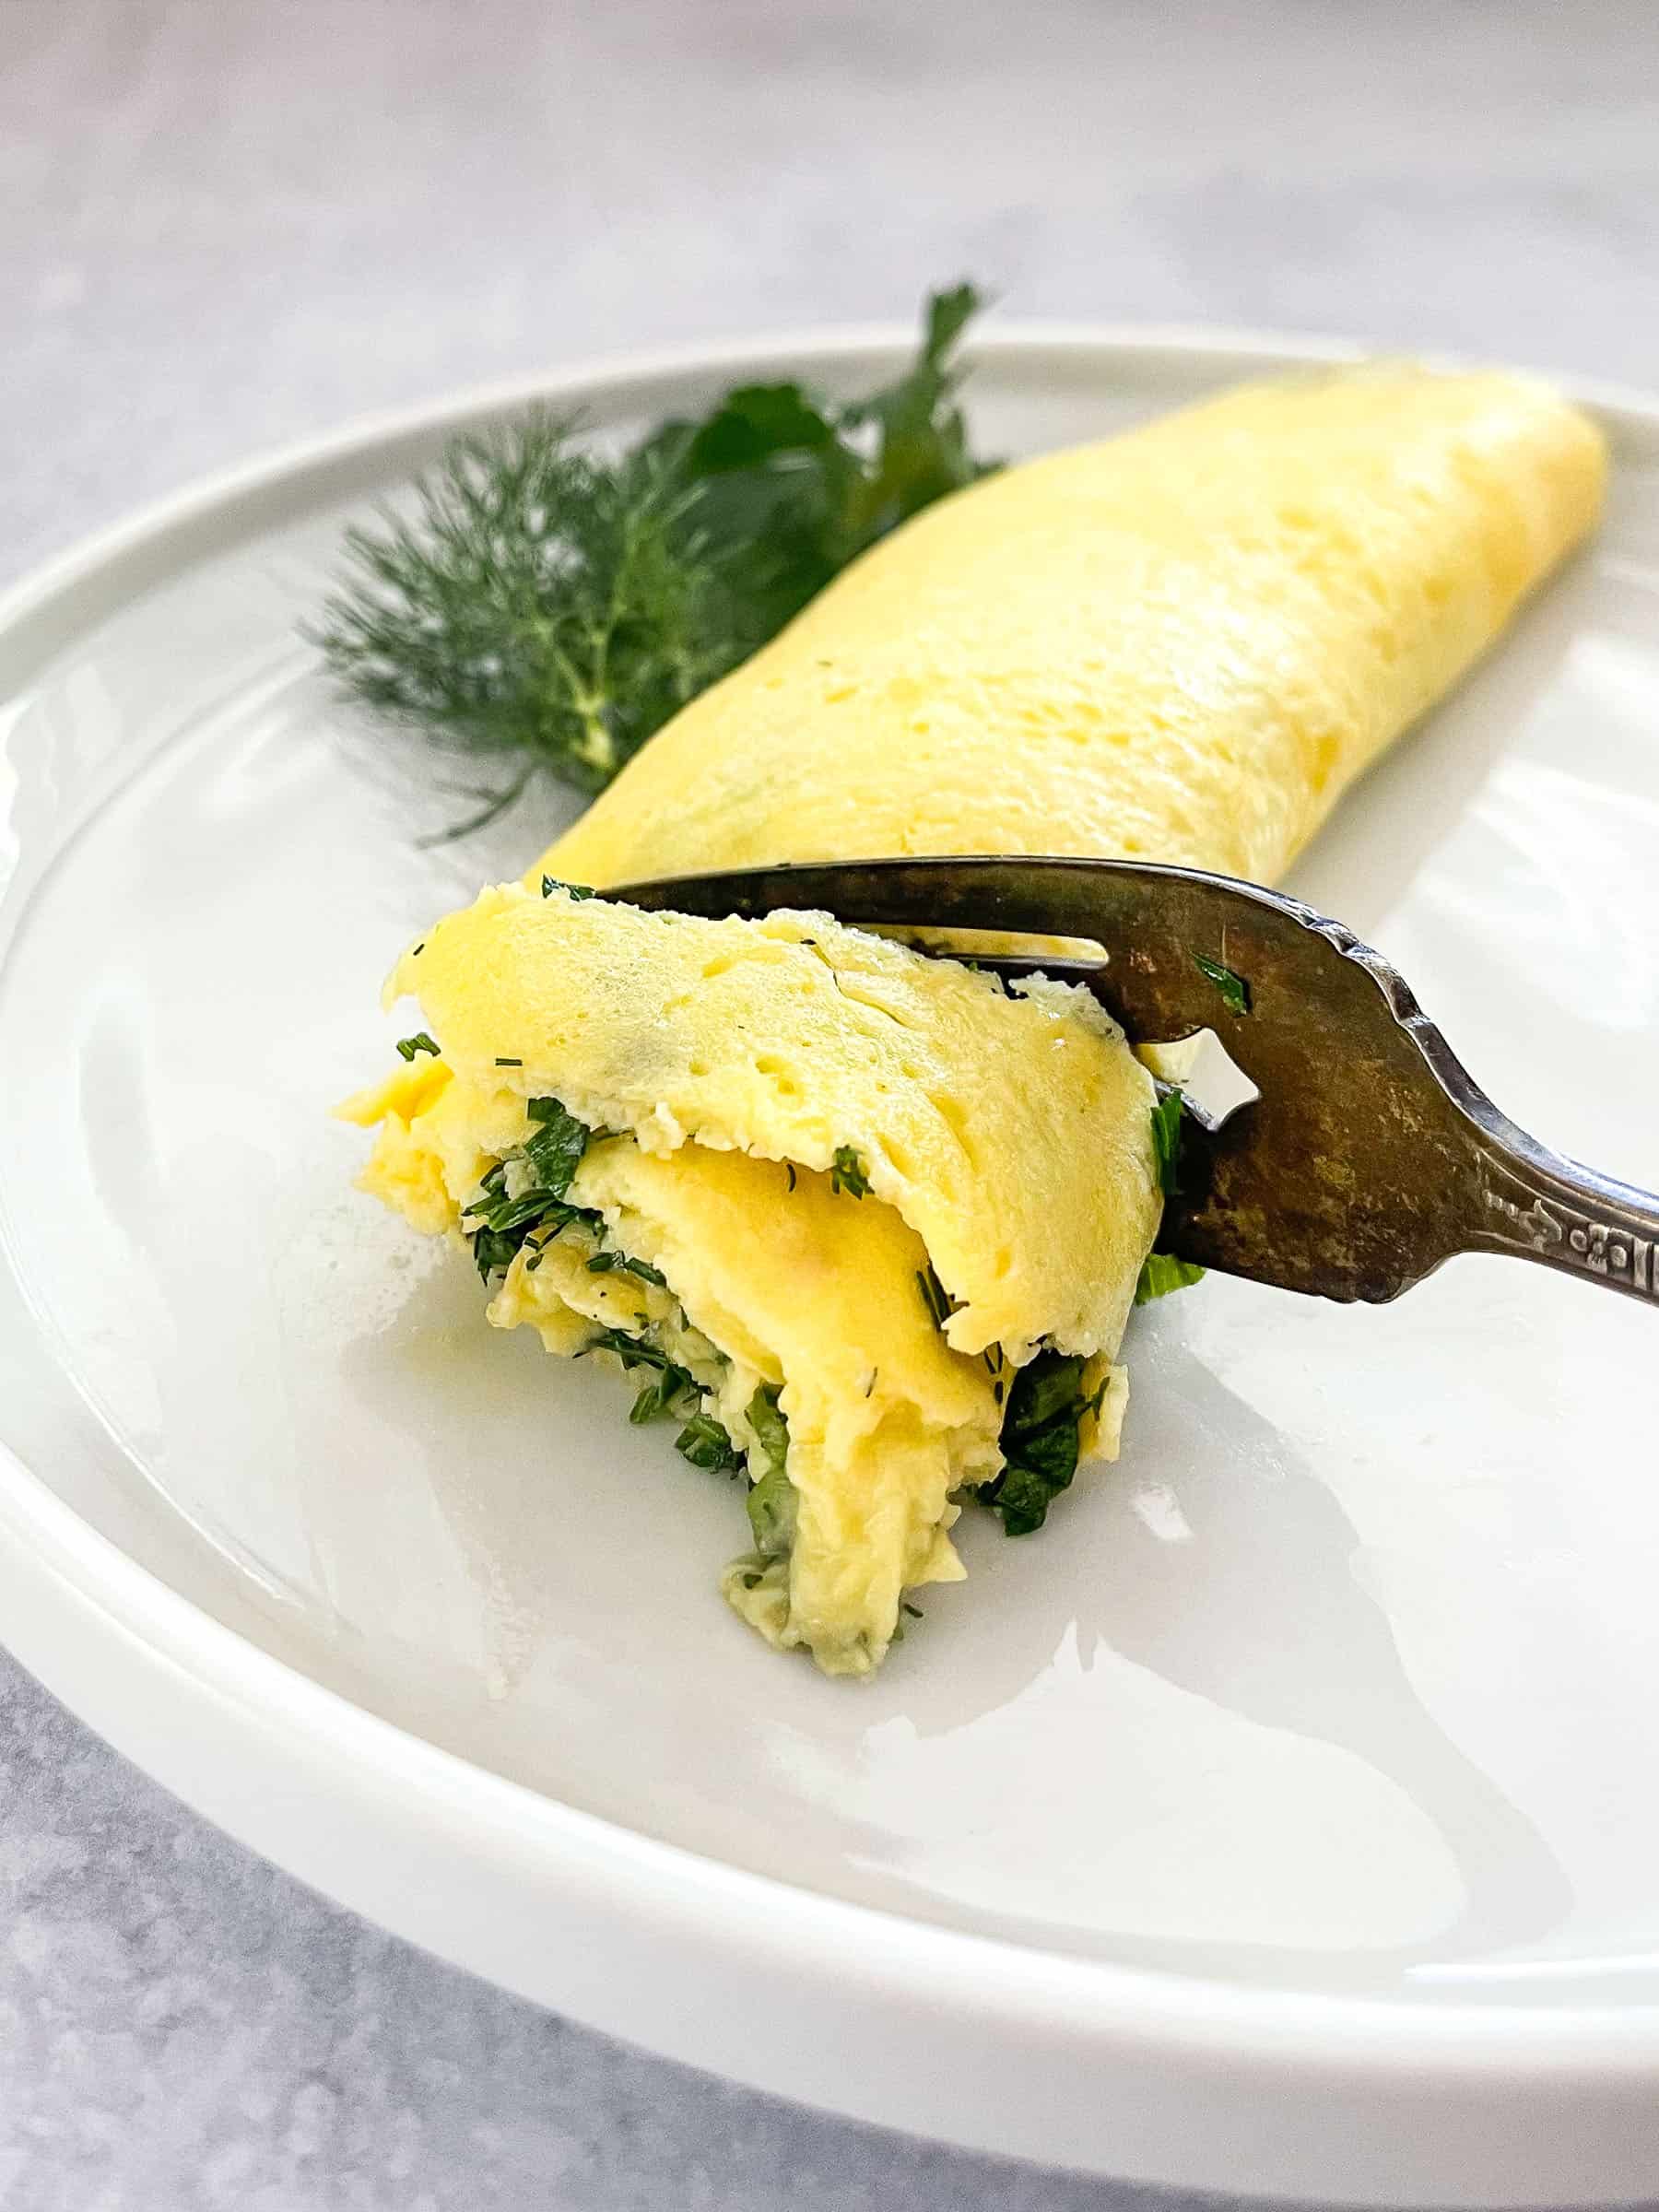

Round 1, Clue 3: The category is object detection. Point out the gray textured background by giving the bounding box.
[5,3,1658,2206]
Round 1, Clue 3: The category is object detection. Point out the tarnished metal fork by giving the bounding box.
[614,855,1659,1307]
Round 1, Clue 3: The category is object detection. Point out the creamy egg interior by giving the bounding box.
[341,887,1162,1675]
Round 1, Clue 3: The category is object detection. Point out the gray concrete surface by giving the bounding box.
[5,2,1658,2204]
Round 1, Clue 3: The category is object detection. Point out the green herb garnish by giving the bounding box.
[312,286,992,830]
[830,1146,872,1198]
[586,1251,669,1287]
[468,1224,526,1281]
[586,1327,677,1372]
[465,1171,594,1281]
[542,877,598,900]
[916,1261,958,1330]
[522,1096,591,1197]
[587,1332,705,1430]
[629,1363,701,1426]
[676,1413,744,1475]
[1194,952,1252,1017]
[395,1031,440,1061]
[463,1096,596,1279]
[1149,1087,1191,1197]
[743,1384,797,1557]
[746,1383,789,1473]
[980,1349,1106,1537]
[494,1056,522,1066]
[1135,1253,1207,1304]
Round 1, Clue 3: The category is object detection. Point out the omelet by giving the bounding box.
[342,887,1161,1675]
[537,366,1604,889]
[346,363,1604,1674]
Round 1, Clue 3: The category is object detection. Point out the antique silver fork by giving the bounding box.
[613,854,1659,1307]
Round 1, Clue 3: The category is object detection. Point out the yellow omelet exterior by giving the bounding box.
[348,363,1604,1676]
[343,888,1159,1674]
[535,367,1604,891]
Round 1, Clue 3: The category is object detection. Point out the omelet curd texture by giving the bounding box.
[348,365,1603,1675]
[344,890,1159,1675]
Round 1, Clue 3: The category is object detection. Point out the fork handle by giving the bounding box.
[1461,1120,1659,1306]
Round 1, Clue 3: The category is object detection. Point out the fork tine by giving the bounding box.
[612,856,1469,1300]
[610,855,1659,1308]
[613,855,1335,1043]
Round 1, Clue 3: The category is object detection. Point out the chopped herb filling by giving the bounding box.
[585,1251,669,1286]
[1148,1086,1191,1196]
[523,1096,591,1195]
[1193,952,1252,1016]
[463,1095,598,1279]
[830,1146,872,1198]
[676,1413,745,1474]
[979,1348,1106,1537]
[743,1384,797,1557]
[1135,1252,1207,1303]
[629,1361,702,1424]
[915,1260,958,1330]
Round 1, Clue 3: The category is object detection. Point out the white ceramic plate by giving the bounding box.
[3,326,1659,2206]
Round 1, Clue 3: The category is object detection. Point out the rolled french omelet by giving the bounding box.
[537,366,1605,889]
[347,364,1604,1675]
[343,888,1162,1675]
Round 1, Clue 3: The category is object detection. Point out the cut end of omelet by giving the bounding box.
[344,884,1165,1677]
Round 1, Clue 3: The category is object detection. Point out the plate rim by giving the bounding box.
[6,319,1659,2205]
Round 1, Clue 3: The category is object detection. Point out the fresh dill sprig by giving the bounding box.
[311,285,993,832]
[312,434,723,824]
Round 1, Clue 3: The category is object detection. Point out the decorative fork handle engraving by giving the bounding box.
[1471,1139,1659,1304]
